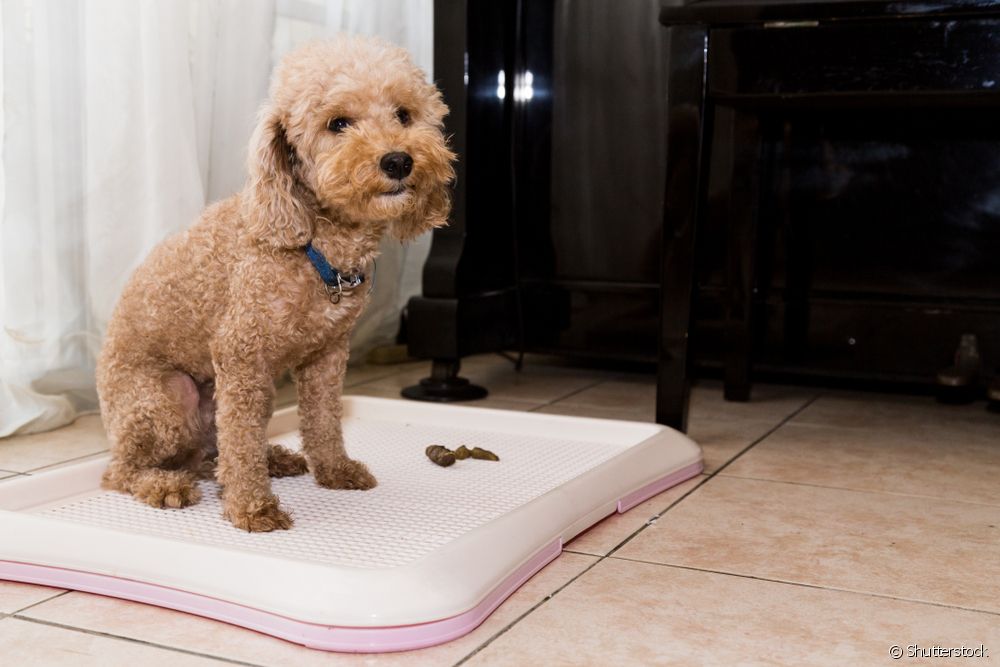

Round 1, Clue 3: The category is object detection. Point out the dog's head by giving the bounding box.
[245,36,455,248]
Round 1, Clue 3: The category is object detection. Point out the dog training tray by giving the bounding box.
[0,397,702,653]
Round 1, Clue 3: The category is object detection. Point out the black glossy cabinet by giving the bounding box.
[408,0,1000,430]
[407,0,670,385]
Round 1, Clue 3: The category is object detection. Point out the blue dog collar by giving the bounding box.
[304,242,374,303]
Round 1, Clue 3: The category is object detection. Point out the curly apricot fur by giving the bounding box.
[97,36,455,532]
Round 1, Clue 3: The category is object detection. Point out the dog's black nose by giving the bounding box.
[380,152,413,179]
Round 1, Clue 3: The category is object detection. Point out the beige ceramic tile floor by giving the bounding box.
[1,353,998,666]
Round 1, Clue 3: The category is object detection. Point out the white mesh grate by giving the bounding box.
[42,419,627,569]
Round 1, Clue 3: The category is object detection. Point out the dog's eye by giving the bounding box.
[395,108,411,126]
[327,117,352,133]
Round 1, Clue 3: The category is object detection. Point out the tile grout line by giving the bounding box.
[9,615,268,667]
[605,556,1000,618]
[344,364,596,409]
[347,356,612,409]
[451,472,701,664]
[525,378,613,413]
[11,590,70,615]
[24,450,110,475]
[451,555,606,667]
[454,393,822,664]
[343,365,413,389]
[712,472,1000,508]
[563,473,716,561]
[604,392,823,560]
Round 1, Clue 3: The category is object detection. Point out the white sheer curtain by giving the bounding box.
[0,0,434,436]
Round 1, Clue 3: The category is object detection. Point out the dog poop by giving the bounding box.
[425,444,499,466]
[425,445,456,467]
[470,447,500,461]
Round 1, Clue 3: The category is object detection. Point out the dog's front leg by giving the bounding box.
[294,347,377,490]
[214,359,293,532]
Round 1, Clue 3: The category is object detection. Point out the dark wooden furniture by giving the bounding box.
[657,0,1000,430]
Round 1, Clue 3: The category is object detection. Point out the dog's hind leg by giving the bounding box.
[104,464,202,508]
[192,388,307,478]
[267,444,308,477]
[100,368,206,509]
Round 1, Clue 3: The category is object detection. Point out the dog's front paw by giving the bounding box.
[223,496,293,532]
[314,458,377,490]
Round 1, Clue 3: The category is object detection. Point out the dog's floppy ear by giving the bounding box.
[244,108,314,249]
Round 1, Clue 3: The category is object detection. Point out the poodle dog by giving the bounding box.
[97,36,455,532]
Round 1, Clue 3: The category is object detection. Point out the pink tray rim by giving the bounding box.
[0,540,561,653]
[0,460,702,653]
